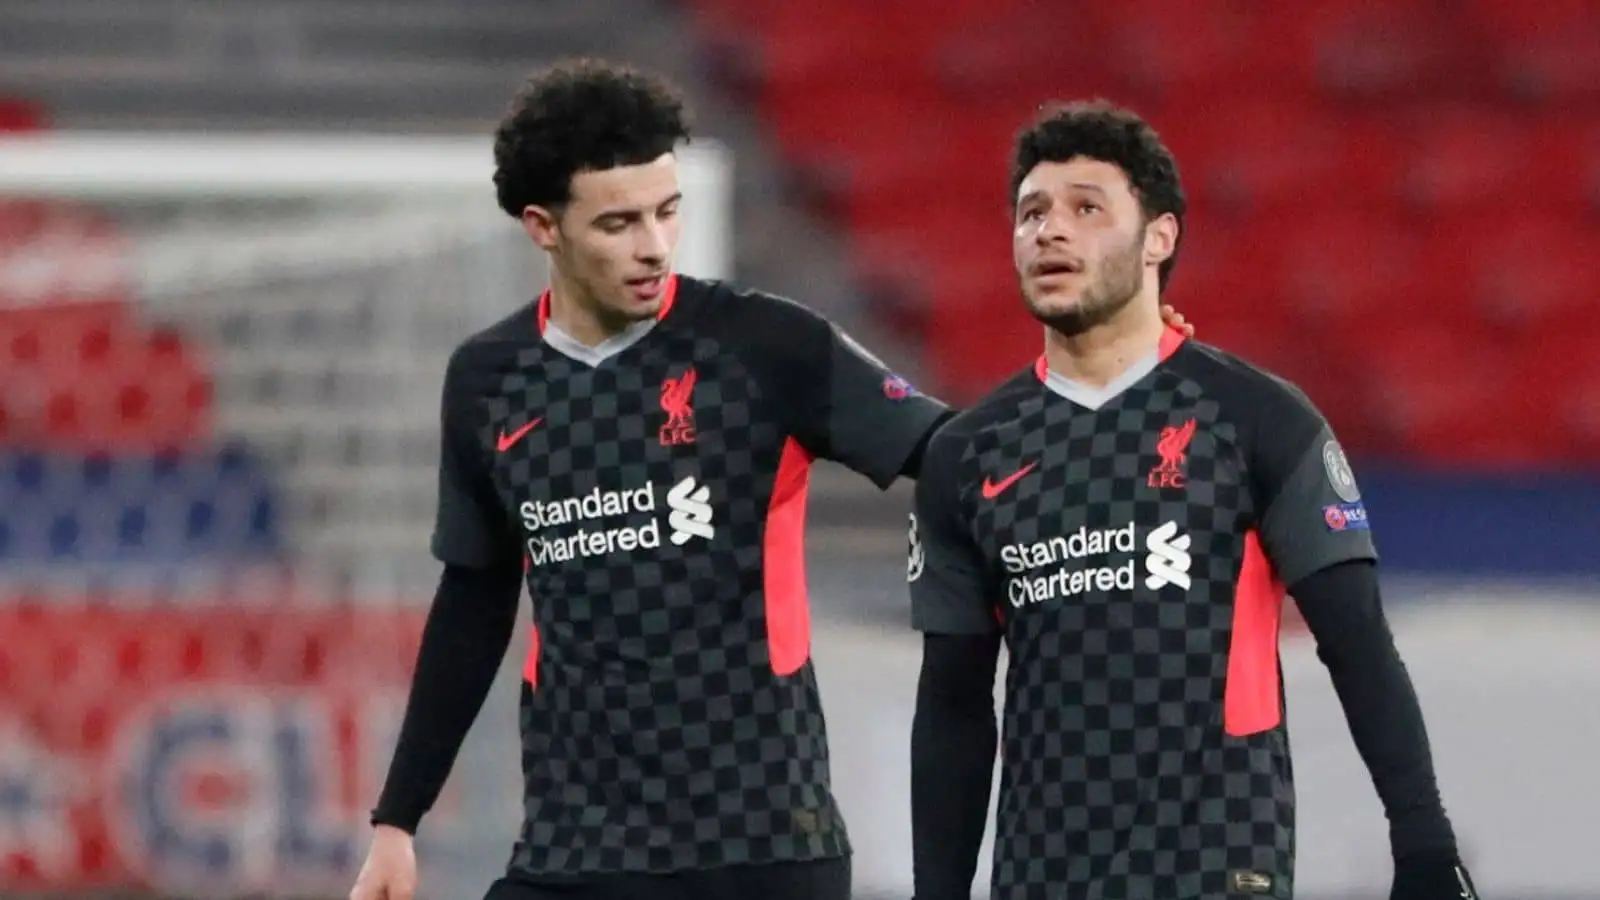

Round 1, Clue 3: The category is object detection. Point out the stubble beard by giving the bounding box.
[1025,234,1145,338]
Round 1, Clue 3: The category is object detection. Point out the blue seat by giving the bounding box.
[0,443,282,566]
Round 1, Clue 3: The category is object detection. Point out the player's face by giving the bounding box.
[1012,158,1168,336]
[526,153,683,325]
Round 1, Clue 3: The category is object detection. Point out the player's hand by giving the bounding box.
[1159,304,1195,337]
[350,824,418,900]
[1390,854,1480,899]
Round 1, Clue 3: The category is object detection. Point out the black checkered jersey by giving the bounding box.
[909,328,1377,899]
[431,275,948,875]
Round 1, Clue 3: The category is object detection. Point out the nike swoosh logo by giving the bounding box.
[982,461,1037,499]
[496,417,543,452]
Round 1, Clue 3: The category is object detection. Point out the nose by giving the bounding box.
[1036,209,1075,245]
[636,221,670,264]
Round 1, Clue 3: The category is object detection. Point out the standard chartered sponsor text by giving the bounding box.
[521,484,660,565]
[520,478,713,565]
[1003,522,1137,606]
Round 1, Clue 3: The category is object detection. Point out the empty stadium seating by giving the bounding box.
[687,0,1600,468]
[0,99,285,582]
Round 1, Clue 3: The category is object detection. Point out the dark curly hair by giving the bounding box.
[492,58,692,218]
[1011,100,1187,289]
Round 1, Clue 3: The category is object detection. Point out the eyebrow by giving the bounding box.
[591,192,683,224]
[1017,182,1109,207]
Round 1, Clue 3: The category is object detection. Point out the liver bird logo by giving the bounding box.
[1148,417,1197,489]
[659,367,698,446]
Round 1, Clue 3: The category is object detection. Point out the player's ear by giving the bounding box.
[521,205,562,252]
[1143,212,1179,268]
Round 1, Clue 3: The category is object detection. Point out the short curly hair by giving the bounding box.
[492,58,692,218]
[1011,100,1187,289]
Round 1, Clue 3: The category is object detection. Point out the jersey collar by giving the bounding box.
[535,273,681,336]
[1033,324,1188,383]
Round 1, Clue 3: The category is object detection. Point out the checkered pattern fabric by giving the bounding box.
[958,349,1295,899]
[454,286,850,875]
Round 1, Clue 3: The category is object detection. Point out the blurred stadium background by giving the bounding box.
[0,0,1596,898]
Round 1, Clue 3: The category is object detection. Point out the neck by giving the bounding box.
[1043,296,1166,389]
[545,268,627,348]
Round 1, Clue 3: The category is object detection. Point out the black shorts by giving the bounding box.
[483,856,851,900]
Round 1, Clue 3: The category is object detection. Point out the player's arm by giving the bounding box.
[746,295,952,486]
[1252,387,1477,898]
[370,562,520,831]
[370,346,523,834]
[907,427,1003,900]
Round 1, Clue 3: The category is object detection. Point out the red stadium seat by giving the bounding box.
[1162,218,1291,324]
[1313,8,1485,101]
[1583,119,1600,213]
[838,163,1006,247]
[708,0,1600,466]
[1156,103,1397,218]
[1074,0,1311,103]
[1467,0,1600,105]
[1270,214,1436,329]
[1344,326,1550,467]
[1389,110,1587,216]
[929,18,1119,106]
[1464,0,1591,34]
[1431,213,1600,335]
[734,1,1017,93]
[834,107,1020,242]
[759,81,959,176]
[924,282,1037,403]
[1511,333,1600,464]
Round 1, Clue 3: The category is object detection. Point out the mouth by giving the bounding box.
[625,274,667,299]
[1031,259,1083,278]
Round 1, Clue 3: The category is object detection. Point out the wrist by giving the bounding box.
[1389,806,1457,863]
[369,811,419,836]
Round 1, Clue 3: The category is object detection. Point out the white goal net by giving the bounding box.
[0,131,730,898]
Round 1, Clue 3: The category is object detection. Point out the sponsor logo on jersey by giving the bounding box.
[1001,520,1192,606]
[1143,521,1193,589]
[665,476,713,545]
[519,476,714,565]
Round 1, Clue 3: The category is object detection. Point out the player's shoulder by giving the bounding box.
[1169,340,1321,423]
[926,368,1041,462]
[444,303,536,390]
[670,274,832,337]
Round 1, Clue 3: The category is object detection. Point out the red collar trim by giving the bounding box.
[1033,325,1188,383]
[535,273,680,336]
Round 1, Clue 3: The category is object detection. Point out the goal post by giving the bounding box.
[0,131,731,899]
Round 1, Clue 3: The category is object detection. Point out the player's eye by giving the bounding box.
[1019,208,1044,223]
[1076,202,1102,216]
[657,204,679,221]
